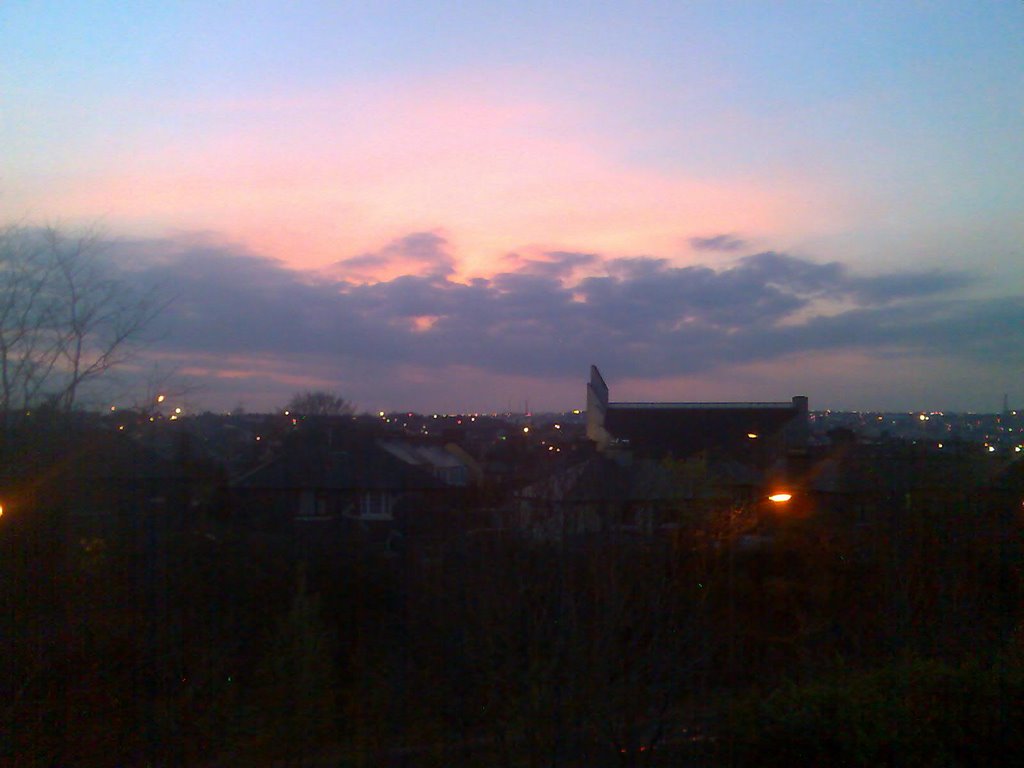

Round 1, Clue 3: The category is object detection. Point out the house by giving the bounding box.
[511,450,767,542]
[231,425,453,552]
[585,364,807,509]
[377,439,477,487]
[0,420,214,542]
[508,366,809,542]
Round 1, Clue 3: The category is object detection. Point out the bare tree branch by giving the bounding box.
[0,224,166,422]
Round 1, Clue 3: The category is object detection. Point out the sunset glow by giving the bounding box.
[3,2,1022,412]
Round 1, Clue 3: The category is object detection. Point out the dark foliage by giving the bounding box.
[2,418,1022,765]
[728,658,1024,767]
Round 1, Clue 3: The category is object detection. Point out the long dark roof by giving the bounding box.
[610,401,795,410]
[604,403,800,459]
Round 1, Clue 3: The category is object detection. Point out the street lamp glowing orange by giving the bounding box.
[768,493,792,503]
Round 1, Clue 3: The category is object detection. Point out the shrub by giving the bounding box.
[728,657,1023,766]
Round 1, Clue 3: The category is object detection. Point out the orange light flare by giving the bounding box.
[767,493,793,504]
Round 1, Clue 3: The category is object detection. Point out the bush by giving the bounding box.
[728,657,1023,766]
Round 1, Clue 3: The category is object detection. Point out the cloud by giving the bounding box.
[503,250,600,280]
[689,233,746,252]
[847,269,969,304]
[96,231,1017,409]
[605,256,671,279]
[324,231,455,282]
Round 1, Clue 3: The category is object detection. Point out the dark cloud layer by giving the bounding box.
[107,234,1023,399]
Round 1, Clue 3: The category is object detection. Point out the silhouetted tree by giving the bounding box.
[286,390,353,417]
[0,225,162,418]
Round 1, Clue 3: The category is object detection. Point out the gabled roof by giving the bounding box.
[234,437,444,492]
[9,427,190,483]
[377,440,467,470]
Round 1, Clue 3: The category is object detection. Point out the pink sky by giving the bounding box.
[4,2,1022,412]
[12,78,841,281]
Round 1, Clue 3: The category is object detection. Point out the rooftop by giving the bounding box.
[610,401,796,410]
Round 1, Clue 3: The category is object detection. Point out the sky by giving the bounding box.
[2,1,1023,413]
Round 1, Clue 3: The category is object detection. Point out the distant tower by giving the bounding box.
[1004,393,1010,416]
[586,365,611,449]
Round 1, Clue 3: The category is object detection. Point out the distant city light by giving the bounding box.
[572,409,581,415]
[156,394,165,403]
[110,405,116,411]
[988,445,995,452]
[523,426,530,433]
[747,433,758,439]
[379,411,385,417]
[174,407,181,414]
[554,424,561,429]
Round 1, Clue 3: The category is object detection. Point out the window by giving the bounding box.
[297,490,331,520]
[360,492,393,519]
